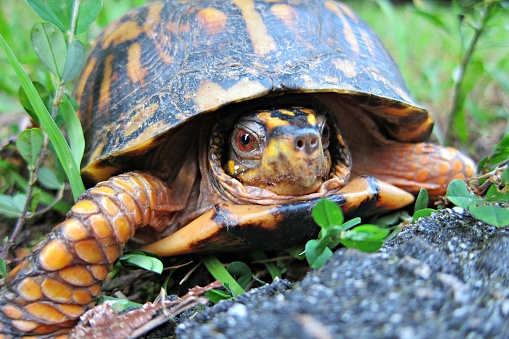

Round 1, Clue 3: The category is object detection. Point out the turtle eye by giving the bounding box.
[321,123,330,149]
[235,129,257,152]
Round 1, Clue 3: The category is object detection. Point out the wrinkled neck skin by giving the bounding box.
[199,106,352,206]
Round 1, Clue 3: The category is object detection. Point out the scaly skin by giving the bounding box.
[0,172,173,338]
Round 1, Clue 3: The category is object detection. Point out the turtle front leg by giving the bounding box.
[0,172,175,337]
[352,142,476,199]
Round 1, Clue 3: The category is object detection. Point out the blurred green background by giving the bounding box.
[0,0,508,161]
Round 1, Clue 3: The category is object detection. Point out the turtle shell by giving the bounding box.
[76,0,433,183]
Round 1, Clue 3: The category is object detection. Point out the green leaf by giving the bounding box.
[227,261,251,277]
[18,82,51,124]
[485,184,509,203]
[60,94,84,168]
[339,217,361,232]
[31,22,67,78]
[38,166,64,190]
[205,289,232,303]
[305,239,333,269]
[446,179,480,209]
[413,208,436,221]
[340,225,389,253]
[0,257,6,278]
[201,256,245,297]
[30,187,41,213]
[27,0,67,32]
[98,295,143,311]
[16,128,44,167]
[312,199,343,229]
[469,202,509,227]
[0,33,85,199]
[76,0,103,34]
[0,193,25,218]
[61,40,85,83]
[414,188,429,212]
[119,252,163,274]
[502,167,509,186]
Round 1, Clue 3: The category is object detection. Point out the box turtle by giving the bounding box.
[0,0,475,337]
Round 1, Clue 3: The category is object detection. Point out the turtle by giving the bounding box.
[0,0,475,337]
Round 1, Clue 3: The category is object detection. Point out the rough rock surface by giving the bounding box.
[174,208,509,338]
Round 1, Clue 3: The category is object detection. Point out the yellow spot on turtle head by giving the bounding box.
[226,160,236,175]
[197,8,228,35]
[277,109,295,116]
[306,113,317,125]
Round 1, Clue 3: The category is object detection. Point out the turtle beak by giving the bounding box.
[240,128,331,196]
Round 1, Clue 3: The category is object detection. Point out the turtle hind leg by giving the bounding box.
[0,172,175,337]
[352,142,476,199]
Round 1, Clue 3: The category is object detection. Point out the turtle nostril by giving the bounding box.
[296,139,304,149]
[310,137,317,147]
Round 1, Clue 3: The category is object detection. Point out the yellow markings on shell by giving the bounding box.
[167,22,191,33]
[59,266,95,287]
[74,57,96,106]
[370,72,414,104]
[25,303,67,323]
[333,58,357,78]
[325,1,359,54]
[102,21,144,48]
[194,79,267,111]
[41,278,72,303]
[123,102,160,139]
[17,278,43,301]
[197,8,228,35]
[233,0,277,55]
[40,240,73,271]
[335,2,359,22]
[145,2,163,26]
[127,42,146,85]
[360,29,376,58]
[271,4,297,28]
[98,54,114,112]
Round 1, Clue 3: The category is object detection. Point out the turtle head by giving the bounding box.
[224,107,335,195]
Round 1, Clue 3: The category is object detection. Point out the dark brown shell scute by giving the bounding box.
[76,0,430,181]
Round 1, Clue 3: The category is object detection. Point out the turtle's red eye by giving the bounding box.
[236,129,257,151]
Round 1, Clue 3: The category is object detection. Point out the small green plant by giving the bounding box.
[0,0,106,260]
[304,199,390,269]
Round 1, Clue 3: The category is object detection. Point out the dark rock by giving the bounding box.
[174,209,509,338]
